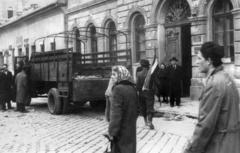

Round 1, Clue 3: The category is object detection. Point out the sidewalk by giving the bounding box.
[154,97,199,118]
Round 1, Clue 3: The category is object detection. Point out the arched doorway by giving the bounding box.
[164,0,192,97]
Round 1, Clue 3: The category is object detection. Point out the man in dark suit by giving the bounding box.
[167,57,183,107]
[2,64,13,109]
[0,68,7,111]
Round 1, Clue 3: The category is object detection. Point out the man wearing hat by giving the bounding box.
[15,65,30,113]
[136,59,155,129]
[0,68,7,111]
[167,57,183,107]
[2,64,13,109]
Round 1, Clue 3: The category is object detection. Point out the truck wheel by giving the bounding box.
[48,88,62,115]
[90,101,98,109]
[62,97,69,114]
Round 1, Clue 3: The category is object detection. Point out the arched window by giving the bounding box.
[213,0,234,61]
[7,6,13,19]
[135,15,146,62]
[109,22,117,51]
[90,26,97,53]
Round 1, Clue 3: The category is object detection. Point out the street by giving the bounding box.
[0,98,197,153]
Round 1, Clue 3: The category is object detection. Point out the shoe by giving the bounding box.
[14,109,19,112]
[147,114,155,130]
[171,105,174,107]
[8,107,14,109]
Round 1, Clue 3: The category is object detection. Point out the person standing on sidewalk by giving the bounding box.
[108,65,138,153]
[167,57,182,107]
[15,66,30,113]
[157,63,169,103]
[2,64,13,109]
[0,68,7,111]
[136,59,155,129]
[183,42,240,153]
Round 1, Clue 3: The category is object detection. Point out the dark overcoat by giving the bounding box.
[0,72,7,104]
[184,66,240,153]
[15,71,30,104]
[157,68,168,96]
[12,68,22,102]
[4,71,13,101]
[108,78,138,153]
[167,65,182,97]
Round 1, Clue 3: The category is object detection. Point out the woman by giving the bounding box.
[184,42,240,153]
[108,65,138,153]
[157,63,168,103]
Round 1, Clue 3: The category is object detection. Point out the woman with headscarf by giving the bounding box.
[108,65,138,153]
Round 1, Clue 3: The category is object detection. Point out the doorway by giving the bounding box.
[165,24,192,97]
[181,24,192,97]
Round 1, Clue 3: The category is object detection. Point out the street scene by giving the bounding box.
[0,98,197,153]
[0,0,240,153]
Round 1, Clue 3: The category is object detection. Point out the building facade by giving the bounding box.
[0,0,67,72]
[66,0,240,100]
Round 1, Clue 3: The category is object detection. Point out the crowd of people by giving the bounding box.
[0,56,31,113]
[105,42,240,153]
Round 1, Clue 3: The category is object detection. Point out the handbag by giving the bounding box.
[103,134,112,153]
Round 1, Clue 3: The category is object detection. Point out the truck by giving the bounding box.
[28,27,131,114]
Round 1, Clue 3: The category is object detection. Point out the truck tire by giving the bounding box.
[48,88,62,115]
[61,97,69,114]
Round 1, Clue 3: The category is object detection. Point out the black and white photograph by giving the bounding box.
[0,0,240,153]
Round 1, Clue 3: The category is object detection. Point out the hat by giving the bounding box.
[140,59,150,67]
[170,57,178,62]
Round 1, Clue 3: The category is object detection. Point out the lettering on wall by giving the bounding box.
[16,36,23,47]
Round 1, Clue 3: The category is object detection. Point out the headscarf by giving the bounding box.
[112,65,131,82]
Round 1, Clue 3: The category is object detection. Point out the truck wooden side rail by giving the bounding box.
[31,48,132,114]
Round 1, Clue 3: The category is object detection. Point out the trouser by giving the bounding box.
[6,95,12,108]
[0,102,6,110]
[169,90,181,106]
[139,89,155,117]
[17,103,25,112]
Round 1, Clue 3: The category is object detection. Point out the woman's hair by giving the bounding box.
[160,63,166,68]
[200,42,224,67]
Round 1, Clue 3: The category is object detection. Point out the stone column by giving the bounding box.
[189,16,207,100]
[233,9,240,96]
[144,23,158,63]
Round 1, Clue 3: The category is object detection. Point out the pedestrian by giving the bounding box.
[136,59,155,129]
[2,64,13,109]
[22,56,31,106]
[108,65,138,153]
[0,68,7,111]
[15,65,30,113]
[167,57,182,107]
[157,63,169,103]
[105,78,114,122]
[183,42,240,153]
[12,62,23,110]
[135,60,144,78]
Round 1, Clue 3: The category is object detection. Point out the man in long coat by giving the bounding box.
[184,42,240,153]
[15,66,30,113]
[0,69,7,111]
[167,57,182,107]
[2,64,13,109]
[136,59,155,129]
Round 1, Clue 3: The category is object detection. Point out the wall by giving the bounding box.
[0,7,66,72]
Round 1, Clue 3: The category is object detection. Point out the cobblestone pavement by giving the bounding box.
[0,98,197,153]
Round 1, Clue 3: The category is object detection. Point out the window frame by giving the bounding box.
[213,0,234,62]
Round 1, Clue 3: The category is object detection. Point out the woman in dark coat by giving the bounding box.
[108,65,138,153]
[184,42,240,153]
[157,63,168,103]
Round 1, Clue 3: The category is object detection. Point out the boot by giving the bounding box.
[147,114,154,130]
[143,115,148,126]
